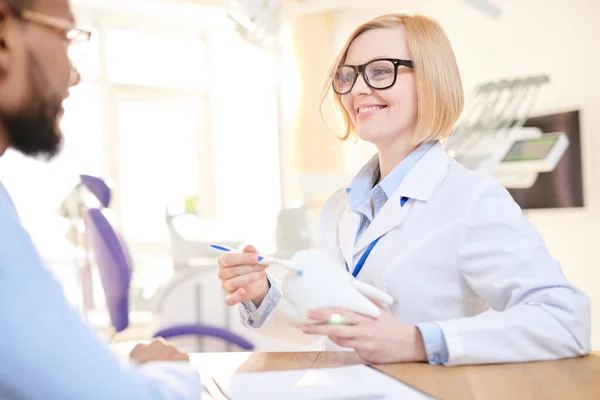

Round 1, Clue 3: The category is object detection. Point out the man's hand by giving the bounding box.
[129,338,190,364]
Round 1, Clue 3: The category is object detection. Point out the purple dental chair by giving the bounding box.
[80,174,112,209]
[82,180,253,351]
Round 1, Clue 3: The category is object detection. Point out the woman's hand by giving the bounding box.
[301,307,427,364]
[217,245,269,307]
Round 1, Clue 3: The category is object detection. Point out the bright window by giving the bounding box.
[209,30,281,251]
[59,82,105,178]
[106,29,207,90]
[116,97,204,242]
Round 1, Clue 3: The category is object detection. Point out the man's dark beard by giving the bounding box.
[3,53,63,160]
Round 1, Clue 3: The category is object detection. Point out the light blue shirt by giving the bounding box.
[0,182,202,400]
[344,141,449,365]
[346,141,433,243]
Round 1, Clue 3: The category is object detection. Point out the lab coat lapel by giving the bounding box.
[353,189,410,254]
[354,141,450,254]
[338,205,362,269]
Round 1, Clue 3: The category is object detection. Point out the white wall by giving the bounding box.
[333,0,600,349]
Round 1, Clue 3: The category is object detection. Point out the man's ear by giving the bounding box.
[0,5,11,79]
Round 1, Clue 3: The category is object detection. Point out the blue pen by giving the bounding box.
[210,244,303,276]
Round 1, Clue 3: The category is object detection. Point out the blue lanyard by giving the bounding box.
[345,237,381,277]
[345,196,408,277]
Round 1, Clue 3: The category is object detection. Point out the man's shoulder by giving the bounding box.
[0,182,38,275]
[0,182,17,215]
[0,182,21,230]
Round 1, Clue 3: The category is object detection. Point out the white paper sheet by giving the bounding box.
[210,364,435,400]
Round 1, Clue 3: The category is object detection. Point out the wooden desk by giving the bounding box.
[191,351,600,400]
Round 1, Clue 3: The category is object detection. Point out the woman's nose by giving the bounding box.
[351,73,372,96]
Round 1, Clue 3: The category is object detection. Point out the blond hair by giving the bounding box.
[320,13,464,144]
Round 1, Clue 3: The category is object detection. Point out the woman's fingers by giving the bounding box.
[218,264,266,280]
[225,288,246,306]
[218,252,259,268]
[222,270,266,293]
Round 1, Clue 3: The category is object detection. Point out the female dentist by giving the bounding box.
[217,13,591,366]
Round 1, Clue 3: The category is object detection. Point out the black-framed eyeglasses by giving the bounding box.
[332,58,414,95]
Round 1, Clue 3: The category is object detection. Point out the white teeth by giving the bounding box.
[358,106,385,113]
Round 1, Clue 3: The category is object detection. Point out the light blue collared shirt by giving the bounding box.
[0,182,202,400]
[346,141,433,243]
[345,141,449,365]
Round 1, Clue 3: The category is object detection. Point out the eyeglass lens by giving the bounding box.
[333,59,397,94]
[66,31,91,71]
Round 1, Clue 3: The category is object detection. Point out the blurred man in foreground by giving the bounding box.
[0,0,201,398]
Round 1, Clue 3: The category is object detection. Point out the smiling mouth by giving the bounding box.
[357,105,387,114]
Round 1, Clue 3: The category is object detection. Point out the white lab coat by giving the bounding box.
[249,141,591,366]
